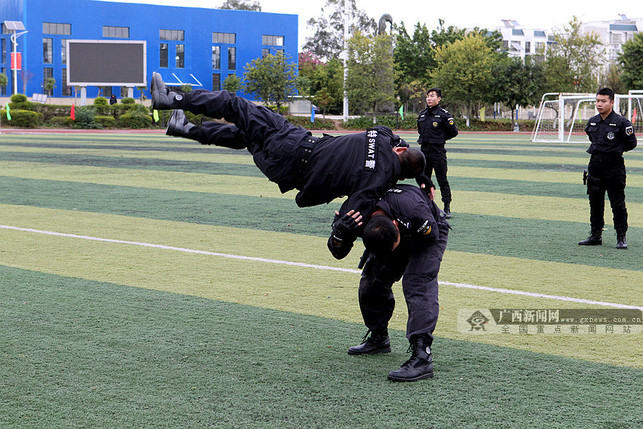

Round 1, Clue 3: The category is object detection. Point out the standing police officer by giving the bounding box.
[579,87,637,249]
[327,185,449,382]
[417,88,458,218]
[151,72,427,221]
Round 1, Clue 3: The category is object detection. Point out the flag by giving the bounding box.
[310,105,315,123]
[479,106,486,122]
[6,103,11,121]
[398,104,404,120]
[632,108,637,124]
[153,109,159,123]
[70,104,75,120]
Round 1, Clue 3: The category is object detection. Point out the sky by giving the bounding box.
[100,0,642,49]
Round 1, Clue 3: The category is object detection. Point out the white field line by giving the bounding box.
[2,224,642,311]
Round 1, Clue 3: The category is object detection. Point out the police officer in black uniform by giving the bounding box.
[151,72,427,220]
[328,184,449,382]
[417,88,458,218]
[579,88,637,249]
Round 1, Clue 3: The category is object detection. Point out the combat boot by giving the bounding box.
[578,230,602,246]
[443,202,451,219]
[166,109,196,139]
[387,335,433,382]
[151,72,186,110]
[348,329,391,355]
[616,231,628,249]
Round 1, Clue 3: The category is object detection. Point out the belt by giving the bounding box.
[295,136,320,186]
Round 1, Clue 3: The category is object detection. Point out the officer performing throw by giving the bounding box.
[328,184,450,382]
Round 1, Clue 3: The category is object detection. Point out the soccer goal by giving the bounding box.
[530,91,643,143]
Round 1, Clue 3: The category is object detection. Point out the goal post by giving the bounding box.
[531,92,643,143]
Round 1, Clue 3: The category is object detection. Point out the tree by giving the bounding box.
[44,77,56,96]
[431,33,495,123]
[219,0,261,11]
[619,32,643,90]
[0,73,8,93]
[242,52,298,113]
[543,16,603,93]
[490,56,545,121]
[223,74,242,93]
[298,52,344,114]
[303,0,376,60]
[393,20,501,110]
[346,31,396,116]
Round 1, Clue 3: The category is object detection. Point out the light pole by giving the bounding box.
[342,0,349,122]
[4,21,28,95]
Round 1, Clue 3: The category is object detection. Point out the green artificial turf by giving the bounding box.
[1,266,641,429]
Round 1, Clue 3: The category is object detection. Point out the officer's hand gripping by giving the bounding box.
[332,210,363,244]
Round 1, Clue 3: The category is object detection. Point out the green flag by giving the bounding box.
[6,103,11,121]
[153,109,159,123]
[398,104,403,120]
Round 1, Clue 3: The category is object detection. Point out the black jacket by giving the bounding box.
[297,126,405,220]
[585,110,637,154]
[417,105,458,146]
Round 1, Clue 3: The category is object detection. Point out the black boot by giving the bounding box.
[443,202,451,219]
[616,231,628,249]
[151,72,185,110]
[578,230,602,246]
[166,109,196,139]
[348,329,391,355]
[387,335,433,382]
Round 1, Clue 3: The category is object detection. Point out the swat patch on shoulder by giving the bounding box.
[417,220,432,236]
[626,126,634,136]
[364,129,378,171]
[448,118,455,126]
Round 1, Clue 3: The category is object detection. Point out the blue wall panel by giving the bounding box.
[0,0,298,99]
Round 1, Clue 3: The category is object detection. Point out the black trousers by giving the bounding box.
[421,146,451,203]
[587,153,628,233]
[180,89,310,192]
[357,221,449,344]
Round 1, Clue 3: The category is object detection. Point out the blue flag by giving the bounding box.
[310,105,315,123]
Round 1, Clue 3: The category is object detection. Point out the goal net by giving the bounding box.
[531,91,643,143]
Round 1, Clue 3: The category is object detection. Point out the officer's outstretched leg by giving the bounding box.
[152,72,306,154]
[166,110,249,149]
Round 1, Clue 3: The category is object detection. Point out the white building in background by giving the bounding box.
[495,15,641,64]
[581,14,641,63]
[496,20,549,61]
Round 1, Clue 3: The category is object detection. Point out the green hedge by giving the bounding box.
[117,112,153,128]
[95,115,117,128]
[1,109,43,128]
[285,115,336,130]
[48,116,75,128]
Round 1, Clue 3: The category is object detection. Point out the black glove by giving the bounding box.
[416,174,435,191]
[332,212,361,243]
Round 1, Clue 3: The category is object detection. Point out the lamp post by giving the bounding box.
[4,21,28,95]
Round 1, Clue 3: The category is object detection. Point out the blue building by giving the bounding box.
[0,0,298,100]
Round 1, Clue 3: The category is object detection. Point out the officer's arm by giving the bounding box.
[327,209,363,260]
[410,203,440,244]
[444,114,458,141]
[622,121,637,152]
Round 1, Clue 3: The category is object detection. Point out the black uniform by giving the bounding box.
[180,89,408,219]
[417,105,458,204]
[584,110,637,234]
[330,184,449,344]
